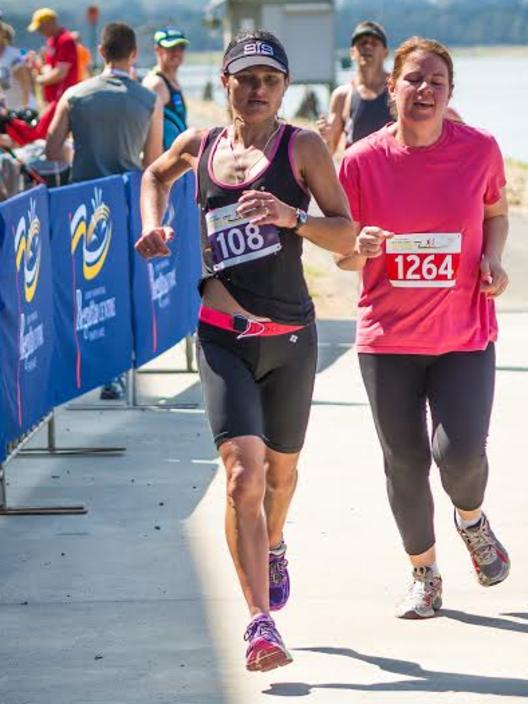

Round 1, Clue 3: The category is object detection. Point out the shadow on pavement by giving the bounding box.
[0,405,228,704]
[502,612,528,621]
[262,646,528,697]
[440,609,528,634]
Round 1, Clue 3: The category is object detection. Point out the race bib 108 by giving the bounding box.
[205,203,281,272]
[385,233,462,288]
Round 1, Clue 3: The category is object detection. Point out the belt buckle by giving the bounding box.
[232,314,250,334]
[232,313,266,339]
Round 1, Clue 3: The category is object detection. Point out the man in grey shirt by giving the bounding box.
[46,22,163,398]
[46,22,162,180]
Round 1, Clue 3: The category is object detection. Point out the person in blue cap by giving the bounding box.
[142,27,188,150]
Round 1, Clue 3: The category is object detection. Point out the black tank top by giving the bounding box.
[196,124,314,325]
[345,85,392,146]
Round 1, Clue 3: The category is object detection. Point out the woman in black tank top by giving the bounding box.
[136,30,356,673]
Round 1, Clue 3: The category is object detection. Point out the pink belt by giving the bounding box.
[199,305,304,339]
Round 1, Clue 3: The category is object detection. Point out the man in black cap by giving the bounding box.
[317,20,391,153]
[142,28,189,150]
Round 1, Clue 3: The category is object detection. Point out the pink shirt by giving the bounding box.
[339,120,506,355]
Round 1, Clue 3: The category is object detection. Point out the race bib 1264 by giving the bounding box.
[205,203,281,272]
[385,233,462,288]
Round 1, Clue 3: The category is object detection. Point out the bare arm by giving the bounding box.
[481,187,509,297]
[37,62,70,86]
[136,128,204,257]
[335,249,367,271]
[294,130,357,253]
[45,94,70,161]
[316,85,348,156]
[142,95,164,168]
[237,130,357,256]
[142,73,169,104]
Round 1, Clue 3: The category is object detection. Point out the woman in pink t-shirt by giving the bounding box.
[338,37,510,619]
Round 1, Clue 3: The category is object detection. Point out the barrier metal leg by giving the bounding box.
[19,412,125,457]
[185,335,194,372]
[0,462,87,515]
[69,337,198,411]
[127,368,138,408]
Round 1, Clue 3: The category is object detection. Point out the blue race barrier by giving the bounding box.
[125,170,201,368]
[0,186,54,443]
[49,176,133,405]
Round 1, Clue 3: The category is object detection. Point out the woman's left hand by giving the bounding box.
[236,189,297,229]
[480,254,509,298]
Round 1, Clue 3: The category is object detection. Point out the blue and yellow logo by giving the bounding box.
[15,198,41,303]
[70,187,112,280]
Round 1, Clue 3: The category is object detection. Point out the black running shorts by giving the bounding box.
[196,321,318,453]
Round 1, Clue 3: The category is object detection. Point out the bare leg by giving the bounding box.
[264,448,300,549]
[221,435,269,617]
[409,545,437,569]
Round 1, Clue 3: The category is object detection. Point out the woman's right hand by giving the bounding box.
[135,226,174,259]
[355,226,394,258]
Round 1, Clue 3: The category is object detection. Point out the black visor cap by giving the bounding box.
[223,38,289,75]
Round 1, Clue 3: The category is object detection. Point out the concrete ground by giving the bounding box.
[1,302,527,703]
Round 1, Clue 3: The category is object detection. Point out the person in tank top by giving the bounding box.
[142,27,188,151]
[136,30,357,673]
[317,21,391,153]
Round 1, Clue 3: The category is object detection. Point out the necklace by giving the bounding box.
[228,121,282,184]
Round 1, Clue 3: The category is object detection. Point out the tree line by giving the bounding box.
[5,0,528,56]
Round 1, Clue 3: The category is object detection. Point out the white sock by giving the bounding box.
[457,511,482,530]
[270,540,286,555]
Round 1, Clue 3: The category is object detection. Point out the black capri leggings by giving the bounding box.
[197,321,318,454]
[359,344,495,555]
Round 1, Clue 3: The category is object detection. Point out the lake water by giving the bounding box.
[179,54,527,162]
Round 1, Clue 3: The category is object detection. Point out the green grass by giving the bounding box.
[506,157,528,171]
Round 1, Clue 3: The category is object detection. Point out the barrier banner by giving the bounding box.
[49,176,133,405]
[0,186,53,443]
[125,171,200,368]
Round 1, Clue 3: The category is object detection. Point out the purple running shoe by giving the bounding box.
[244,614,293,672]
[269,541,290,611]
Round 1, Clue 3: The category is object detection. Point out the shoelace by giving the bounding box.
[462,524,496,564]
[244,617,278,644]
[269,553,288,585]
[407,569,438,606]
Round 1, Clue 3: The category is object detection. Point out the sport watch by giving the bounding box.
[294,208,308,231]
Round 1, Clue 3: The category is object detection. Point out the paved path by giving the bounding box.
[1,308,528,703]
